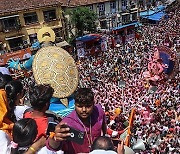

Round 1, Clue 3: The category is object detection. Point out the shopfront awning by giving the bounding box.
[140,5,166,17]
[112,22,142,31]
[76,34,101,42]
[5,35,25,41]
[140,10,155,16]
[141,11,166,21]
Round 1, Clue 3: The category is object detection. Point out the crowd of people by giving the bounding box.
[0,73,125,154]
[0,2,179,154]
[77,4,180,154]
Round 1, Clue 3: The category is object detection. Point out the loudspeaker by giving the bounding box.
[124,145,135,154]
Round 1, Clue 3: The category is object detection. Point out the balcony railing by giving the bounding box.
[3,24,21,33]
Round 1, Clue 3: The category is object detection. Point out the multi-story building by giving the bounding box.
[0,0,65,53]
[62,0,140,31]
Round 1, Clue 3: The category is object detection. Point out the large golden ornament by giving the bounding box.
[32,46,79,98]
[37,27,56,43]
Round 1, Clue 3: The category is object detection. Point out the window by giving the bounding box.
[88,5,93,11]
[130,1,136,9]
[122,0,127,7]
[29,33,37,44]
[8,37,23,51]
[122,14,130,24]
[122,0,128,11]
[127,14,130,23]
[139,0,144,8]
[112,16,116,27]
[122,15,126,24]
[53,28,63,43]
[100,20,107,29]
[24,12,38,25]
[1,17,20,31]
[110,1,116,13]
[99,3,105,11]
[3,18,16,28]
[43,9,56,22]
[98,3,105,16]
[132,13,137,21]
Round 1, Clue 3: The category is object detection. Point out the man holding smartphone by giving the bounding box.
[47,88,107,153]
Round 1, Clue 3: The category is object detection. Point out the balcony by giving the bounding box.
[43,9,57,23]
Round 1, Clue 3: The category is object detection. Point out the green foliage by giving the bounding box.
[66,7,97,36]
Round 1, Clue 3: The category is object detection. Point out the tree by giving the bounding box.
[66,7,98,36]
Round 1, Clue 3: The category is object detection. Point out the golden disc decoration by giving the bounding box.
[32,46,79,98]
[37,27,55,43]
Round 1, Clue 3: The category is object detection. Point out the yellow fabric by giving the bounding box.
[114,108,121,115]
[0,89,13,136]
[0,89,8,123]
[145,82,149,88]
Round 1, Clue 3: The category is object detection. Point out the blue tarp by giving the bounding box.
[156,5,166,11]
[112,22,141,31]
[140,5,166,17]
[142,11,166,21]
[140,10,155,16]
[76,34,100,42]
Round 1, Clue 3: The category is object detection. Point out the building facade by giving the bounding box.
[63,0,143,31]
[0,0,65,52]
[62,0,161,31]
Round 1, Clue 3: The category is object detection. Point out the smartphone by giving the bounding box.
[112,139,120,147]
[46,122,58,136]
[66,126,85,145]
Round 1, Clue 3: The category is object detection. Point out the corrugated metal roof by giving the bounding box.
[0,0,61,14]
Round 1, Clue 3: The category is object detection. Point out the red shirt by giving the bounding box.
[24,111,48,139]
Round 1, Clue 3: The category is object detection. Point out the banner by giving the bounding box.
[77,48,85,59]
[101,40,107,52]
[0,48,32,66]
